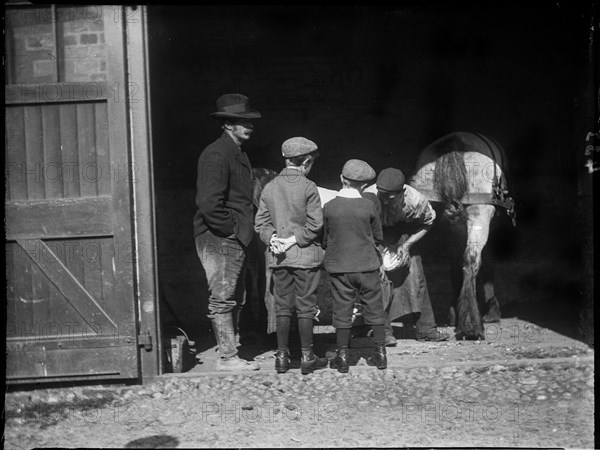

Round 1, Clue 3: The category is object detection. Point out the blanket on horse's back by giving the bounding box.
[413,131,508,174]
[409,131,515,212]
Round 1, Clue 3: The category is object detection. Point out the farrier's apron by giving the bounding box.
[381,223,428,321]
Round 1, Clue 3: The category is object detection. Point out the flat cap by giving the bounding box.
[341,159,376,182]
[376,167,405,192]
[282,137,318,158]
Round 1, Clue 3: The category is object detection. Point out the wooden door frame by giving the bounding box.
[123,5,162,381]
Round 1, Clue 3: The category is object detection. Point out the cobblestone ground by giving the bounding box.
[4,320,594,449]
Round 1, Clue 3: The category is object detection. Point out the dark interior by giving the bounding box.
[147,5,594,351]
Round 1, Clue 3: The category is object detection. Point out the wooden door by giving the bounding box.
[5,5,142,382]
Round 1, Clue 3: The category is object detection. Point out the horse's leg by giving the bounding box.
[456,204,495,340]
[479,245,501,323]
[446,215,467,327]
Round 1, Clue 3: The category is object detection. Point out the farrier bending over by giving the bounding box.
[371,167,449,343]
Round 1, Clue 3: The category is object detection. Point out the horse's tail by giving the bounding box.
[433,137,468,223]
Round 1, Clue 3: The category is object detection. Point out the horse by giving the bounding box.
[409,131,516,340]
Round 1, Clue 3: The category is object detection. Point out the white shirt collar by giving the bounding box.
[337,188,362,198]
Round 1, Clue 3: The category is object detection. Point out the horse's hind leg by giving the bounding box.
[479,246,501,323]
[456,204,495,340]
[447,218,467,327]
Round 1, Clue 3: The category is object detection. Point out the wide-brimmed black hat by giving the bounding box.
[210,93,261,119]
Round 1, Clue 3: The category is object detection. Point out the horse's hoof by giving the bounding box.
[483,298,501,323]
[482,314,500,324]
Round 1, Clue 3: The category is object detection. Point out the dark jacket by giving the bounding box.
[323,190,383,273]
[254,167,324,268]
[193,132,254,246]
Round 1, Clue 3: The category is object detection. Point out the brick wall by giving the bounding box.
[61,17,106,82]
[6,7,106,83]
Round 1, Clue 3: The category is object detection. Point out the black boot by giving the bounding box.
[330,347,349,373]
[300,348,328,375]
[275,348,290,374]
[367,345,387,369]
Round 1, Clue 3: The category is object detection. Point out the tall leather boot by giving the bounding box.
[211,312,259,371]
[330,347,349,373]
[275,348,290,374]
[366,345,387,369]
[300,348,328,375]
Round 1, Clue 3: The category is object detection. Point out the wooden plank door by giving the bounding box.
[5,5,142,383]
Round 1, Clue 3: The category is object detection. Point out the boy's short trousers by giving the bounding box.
[330,270,384,328]
[272,267,320,320]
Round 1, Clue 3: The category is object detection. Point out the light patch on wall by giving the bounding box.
[33,59,55,78]
[25,34,54,51]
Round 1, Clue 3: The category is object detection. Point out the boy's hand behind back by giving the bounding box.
[270,235,297,254]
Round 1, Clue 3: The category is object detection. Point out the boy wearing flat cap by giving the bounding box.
[323,159,388,373]
[254,137,328,374]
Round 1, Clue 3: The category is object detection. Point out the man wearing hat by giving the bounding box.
[254,137,327,374]
[375,167,449,342]
[323,159,388,373]
[194,93,261,371]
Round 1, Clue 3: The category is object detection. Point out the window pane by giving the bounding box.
[57,6,107,82]
[5,7,57,84]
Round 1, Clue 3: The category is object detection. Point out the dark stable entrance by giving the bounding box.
[147,5,594,372]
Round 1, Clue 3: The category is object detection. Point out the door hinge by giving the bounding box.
[137,332,153,351]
